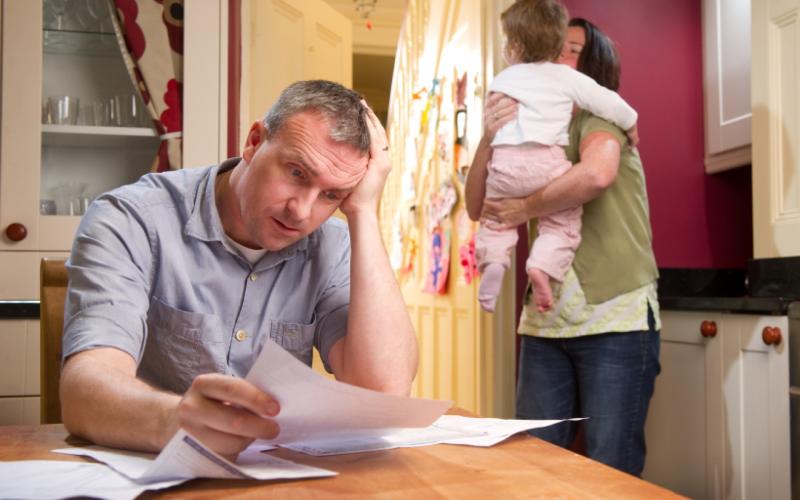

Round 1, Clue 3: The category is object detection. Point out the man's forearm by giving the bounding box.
[60,349,180,452]
[339,211,418,394]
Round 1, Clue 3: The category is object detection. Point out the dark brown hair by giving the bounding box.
[569,18,621,91]
[501,0,568,63]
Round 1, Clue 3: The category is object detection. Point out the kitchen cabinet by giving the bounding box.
[0,0,229,425]
[752,0,800,258]
[0,320,40,425]
[642,310,790,499]
[701,0,751,173]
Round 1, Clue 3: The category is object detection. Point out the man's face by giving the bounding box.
[236,111,368,251]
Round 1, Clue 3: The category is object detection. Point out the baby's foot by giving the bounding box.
[527,268,553,312]
[478,263,505,312]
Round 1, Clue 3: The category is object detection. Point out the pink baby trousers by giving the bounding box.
[475,144,582,281]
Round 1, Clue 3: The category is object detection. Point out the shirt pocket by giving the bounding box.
[268,315,317,366]
[141,297,228,394]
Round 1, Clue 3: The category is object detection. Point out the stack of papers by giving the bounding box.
[1,341,577,499]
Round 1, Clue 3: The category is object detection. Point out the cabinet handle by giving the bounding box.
[700,320,717,338]
[5,223,28,242]
[762,326,782,346]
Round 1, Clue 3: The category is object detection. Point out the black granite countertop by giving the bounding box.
[658,262,800,315]
[0,301,40,319]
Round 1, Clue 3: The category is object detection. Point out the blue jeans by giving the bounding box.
[515,306,660,476]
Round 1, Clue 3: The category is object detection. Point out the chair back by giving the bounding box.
[40,258,68,424]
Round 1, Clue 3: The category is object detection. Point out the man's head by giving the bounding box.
[501,0,568,64]
[264,80,371,154]
[225,80,371,251]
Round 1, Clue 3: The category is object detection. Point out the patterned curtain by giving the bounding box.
[109,0,184,172]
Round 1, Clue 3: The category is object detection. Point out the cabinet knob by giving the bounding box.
[762,326,782,346]
[700,320,717,338]
[5,223,28,242]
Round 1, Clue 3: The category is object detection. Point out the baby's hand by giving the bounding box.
[626,123,640,148]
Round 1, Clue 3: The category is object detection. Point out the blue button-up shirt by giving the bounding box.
[63,160,350,394]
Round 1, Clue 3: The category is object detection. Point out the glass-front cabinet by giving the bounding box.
[1,0,159,253]
[41,0,159,220]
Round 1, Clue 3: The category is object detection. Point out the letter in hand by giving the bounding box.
[175,374,281,461]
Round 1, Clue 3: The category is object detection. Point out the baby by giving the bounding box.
[476,0,638,312]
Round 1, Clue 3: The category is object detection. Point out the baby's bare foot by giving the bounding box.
[527,268,553,312]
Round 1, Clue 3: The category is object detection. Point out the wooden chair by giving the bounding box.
[40,258,68,424]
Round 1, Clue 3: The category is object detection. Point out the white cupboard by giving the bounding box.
[752,0,800,258]
[643,310,790,499]
[702,0,752,173]
[0,0,229,425]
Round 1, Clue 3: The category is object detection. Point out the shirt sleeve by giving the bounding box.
[313,224,351,373]
[567,69,638,131]
[62,194,154,364]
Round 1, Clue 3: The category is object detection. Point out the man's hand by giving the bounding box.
[174,374,281,461]
[339,102,392,217]
[481,196,532,230]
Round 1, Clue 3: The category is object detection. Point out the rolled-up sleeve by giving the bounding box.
[63,194,155,364]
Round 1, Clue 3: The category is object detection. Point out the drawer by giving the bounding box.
[0,319,40,396]
[0,251,69,300]
[0,396,40,425]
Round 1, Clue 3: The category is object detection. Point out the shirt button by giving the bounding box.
[249,273,257,282]
[235,329,248,342]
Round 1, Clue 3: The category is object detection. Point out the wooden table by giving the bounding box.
[0,424,684,499]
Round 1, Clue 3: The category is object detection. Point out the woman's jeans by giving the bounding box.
[515,307,660,476]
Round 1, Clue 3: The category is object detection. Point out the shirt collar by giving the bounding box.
[183,158,309,262]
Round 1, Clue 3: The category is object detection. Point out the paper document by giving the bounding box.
[245,340,452,443]
[55,428,334,482]
[282,415,586,456]
[0,460,184,500]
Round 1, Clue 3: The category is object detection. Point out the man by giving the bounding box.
[59,80,418,459]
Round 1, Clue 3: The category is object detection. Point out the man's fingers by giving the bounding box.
[190,374,279,419]
[179,392,280,441]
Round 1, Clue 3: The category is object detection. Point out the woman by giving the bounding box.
[464,18,660,477]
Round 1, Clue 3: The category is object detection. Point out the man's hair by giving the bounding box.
[264,80,371,153]
[501,0,568,63]
[569,18,621,91]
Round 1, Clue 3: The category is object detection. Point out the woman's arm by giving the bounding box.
[464,93,518,221]
[481,130,622,229]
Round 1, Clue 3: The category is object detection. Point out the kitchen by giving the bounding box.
[1,0,799,498]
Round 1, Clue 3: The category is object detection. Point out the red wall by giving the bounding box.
[562,0,752,269]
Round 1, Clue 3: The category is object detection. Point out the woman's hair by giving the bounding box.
[501,0,568,63]
[569,18,621,91]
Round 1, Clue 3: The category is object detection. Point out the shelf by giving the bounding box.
[43,29,119,57]
[42,124,160,148]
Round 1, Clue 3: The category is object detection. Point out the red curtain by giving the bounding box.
[109,0,183,172]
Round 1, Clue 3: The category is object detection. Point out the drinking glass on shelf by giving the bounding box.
[92,100,107,126]
[115,94,146,127]
[39,200,57,216]
[47,96,80,125]
[78,103,94,125]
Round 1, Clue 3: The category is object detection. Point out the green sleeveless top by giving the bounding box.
[560,110,658,303]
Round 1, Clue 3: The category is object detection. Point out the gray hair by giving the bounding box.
[264,80,371,153]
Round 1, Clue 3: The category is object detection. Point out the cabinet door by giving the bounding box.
[642,311,724,500]
[244,0,352,130]
[702,0,751,172]
[0,319,41,426]
[752,0,800,258]
[721,314,790,500]
[0,1,43,251]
